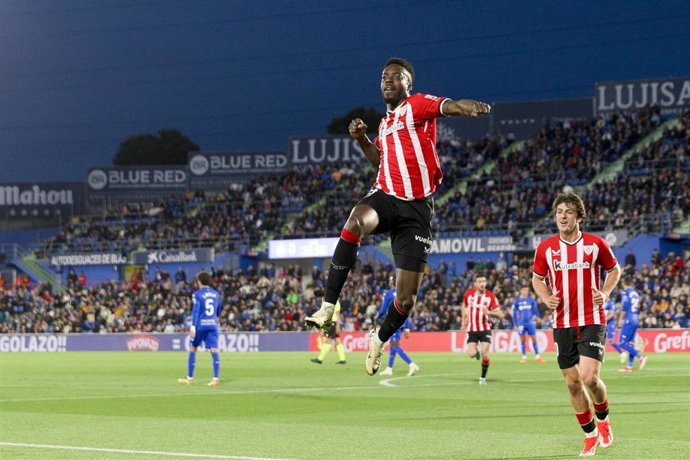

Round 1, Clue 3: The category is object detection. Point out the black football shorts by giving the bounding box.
[467,331,492,344]
[553,325,606,369]
[358,188,434,272]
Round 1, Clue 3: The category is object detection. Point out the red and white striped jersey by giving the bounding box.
[533,232,618,328]
[463,288,499,332]
[374,93,449,200]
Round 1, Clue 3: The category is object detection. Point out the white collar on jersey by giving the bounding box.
[559,230,583,245]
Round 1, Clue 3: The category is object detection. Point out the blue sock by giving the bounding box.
[396,347,412,364]
[388,348,398,368]
[211,352,220,379]
[620,342,639,366]
[187,352,196,378]
[520,341,526,356]
[532,340,540,356]
[611,342,624,354]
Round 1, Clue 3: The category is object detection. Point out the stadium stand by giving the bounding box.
[0,250,687,334]
[0,108,688,334]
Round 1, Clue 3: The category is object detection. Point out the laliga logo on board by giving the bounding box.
[87,169,108,190]
[189,154,210,176]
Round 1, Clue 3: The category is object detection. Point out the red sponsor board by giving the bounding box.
[310,329,690,353]
[126,335,160,352]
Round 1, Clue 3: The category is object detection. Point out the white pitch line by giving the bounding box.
[0,442,293,460]
[378,372,464,387]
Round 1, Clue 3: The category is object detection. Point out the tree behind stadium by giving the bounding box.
[327,107,384,135]
[113,129,200,166]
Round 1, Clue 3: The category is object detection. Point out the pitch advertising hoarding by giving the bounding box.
[2,330,687,353]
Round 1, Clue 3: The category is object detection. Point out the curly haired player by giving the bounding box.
[532,192,621,457]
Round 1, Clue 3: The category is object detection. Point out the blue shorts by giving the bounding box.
[389,329,403,343]
[618,323,638,345]
[517,323,536,336]
[606,321,617,340]
[191,327,219,349]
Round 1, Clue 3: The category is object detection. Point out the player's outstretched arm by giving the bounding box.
[442,99,491,118]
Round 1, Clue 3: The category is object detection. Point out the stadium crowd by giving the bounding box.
[40,165,353,256]
[35,108,688,258]
[1,251,687,334]
[2,107,689,335]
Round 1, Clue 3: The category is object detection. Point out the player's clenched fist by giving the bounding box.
[472,102,491,116]
[349,118,368,139]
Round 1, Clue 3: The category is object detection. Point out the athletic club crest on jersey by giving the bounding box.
[584,245,594,255]
[397,104,408,117]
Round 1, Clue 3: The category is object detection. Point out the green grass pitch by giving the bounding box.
[1,351,688,459]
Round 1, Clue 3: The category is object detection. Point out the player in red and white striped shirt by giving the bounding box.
[305,57,491,377]
[462,274,502,385]
[532,192,621,457]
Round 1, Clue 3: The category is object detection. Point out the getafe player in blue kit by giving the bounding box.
[616,277,648,372]
[604,296,626,363]
[376,286,419,377]
[512,285,544,363]
[178,272,222,386]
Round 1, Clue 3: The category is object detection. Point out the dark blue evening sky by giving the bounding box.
[1,0,689,182]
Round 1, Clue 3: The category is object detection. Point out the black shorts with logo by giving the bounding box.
[553,325,606,370]
[467,331,492,344]
[358,188,434,272]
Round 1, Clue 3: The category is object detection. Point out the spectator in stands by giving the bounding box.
[624,249,637,271]
[78,271,87,288]
[0,255,688,335]
[175,266,187,285]
[67,268,78,287]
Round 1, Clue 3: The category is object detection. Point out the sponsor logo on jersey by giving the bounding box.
[553,260,591,271]
[381,121,405,136]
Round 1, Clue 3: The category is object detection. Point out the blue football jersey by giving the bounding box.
[512,296,539,326]
[192,286,221,328]
[377,288,397,323]
[621,288,640,326]
[604,299,617,326]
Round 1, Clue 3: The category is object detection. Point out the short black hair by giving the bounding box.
[385,57,415,82]
[197,271,212,286]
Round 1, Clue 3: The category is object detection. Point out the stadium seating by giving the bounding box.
[1,107,688,333]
